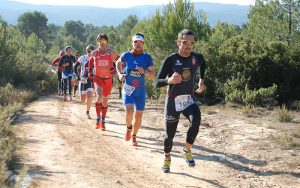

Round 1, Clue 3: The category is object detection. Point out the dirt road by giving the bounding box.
[14,91,300,188]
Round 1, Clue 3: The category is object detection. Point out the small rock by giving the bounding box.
[150,149,159,153]
[115,180,122,184]
[5,171,12,180]
[8,174,19,183]
[237,174,247,179]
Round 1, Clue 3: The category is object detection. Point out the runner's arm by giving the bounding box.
[198,54,206,86]
[110,52,120,75]
[51,57,60,66]
[59,56,64,68]
[88,57,94,76]
[116,58,126,81]
[145,66,155,79]
[74,61,80,78]
[156,58,172,88]
[196,54,207,93]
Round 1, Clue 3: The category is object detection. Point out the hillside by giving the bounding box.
[1,0,250,26]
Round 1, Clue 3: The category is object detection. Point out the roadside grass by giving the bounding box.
[0,84,34,186]
[276,105,294,123]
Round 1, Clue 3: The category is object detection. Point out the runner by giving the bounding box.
[75,45,95,119]
[59,46,76,102]
[51,50,65,96]
[156,29,206,173]
[72,51,80,97]
[89,33,118,130]
[116,33,155,146]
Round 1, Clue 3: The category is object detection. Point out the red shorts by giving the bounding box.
[93,76,113,97]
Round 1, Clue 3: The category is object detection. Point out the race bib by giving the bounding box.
[123,84,135,96]
[175,95,194,112]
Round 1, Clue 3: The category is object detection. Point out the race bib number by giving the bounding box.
[123,84,135,96]
[175,95,194,112]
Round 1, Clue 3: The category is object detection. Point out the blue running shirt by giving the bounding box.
[120,52,153,88]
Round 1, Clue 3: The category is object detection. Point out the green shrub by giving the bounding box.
[0,84,33,106]
[277,105,294,123]
[224,76,248,104]
[244,84,278,108]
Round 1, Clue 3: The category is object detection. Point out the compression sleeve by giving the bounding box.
[74,61,80,76]
[199,54,206,79]
[58,56,65,68]
[156,57,172,88]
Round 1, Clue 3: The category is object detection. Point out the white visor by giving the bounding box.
[132,35,144,42]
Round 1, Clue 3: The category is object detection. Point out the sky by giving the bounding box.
[10,0,255,8]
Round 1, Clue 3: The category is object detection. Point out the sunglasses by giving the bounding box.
[134,40,144,44]
[98,39,108,44]
[178,40,195,45]
[86,50,91,53]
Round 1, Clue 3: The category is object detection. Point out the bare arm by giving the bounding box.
[116,59,126,81]
[145,66,155,80]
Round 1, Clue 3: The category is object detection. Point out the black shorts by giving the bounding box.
[79,79,94,94]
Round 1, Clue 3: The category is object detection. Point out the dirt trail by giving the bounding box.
[15,91,300,188]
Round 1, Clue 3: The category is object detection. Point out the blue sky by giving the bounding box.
[10,0,255,8]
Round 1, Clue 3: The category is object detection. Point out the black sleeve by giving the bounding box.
[198,54,206,79]
[74,61,80,76]
[59,56,64,67]
[156,56,173,88]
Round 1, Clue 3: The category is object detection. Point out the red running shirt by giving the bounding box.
[91,50,115,78]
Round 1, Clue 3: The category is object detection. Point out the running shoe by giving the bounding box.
[69,95,72,101]
[132,135,138,146]
[95,119,101,129]
[162,157,171,173]
[63,95,67,102]
[100,119,106,131]
[182,149,195,166]
[86,112,91,119]
[124,128,132,141]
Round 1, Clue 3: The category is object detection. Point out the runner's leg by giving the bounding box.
[63,78,67,96]
[182,103,201,150]
[164,98,180,153]
[132,89,146,136]
[57,71,62,95]
[68,76,72,97]
[80,82,87,103]
[101,78,113,123]
[125,104,134,129]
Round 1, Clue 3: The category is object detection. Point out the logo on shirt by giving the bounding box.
[132,79,139,87]
[97,60,108,67]
[182,69,191,81]
[175,60,182,65]
[192,56,197,65]
[129,70,142,77]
